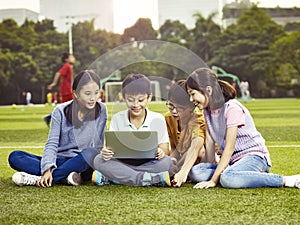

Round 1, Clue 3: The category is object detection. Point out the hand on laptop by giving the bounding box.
[101,147,114,161]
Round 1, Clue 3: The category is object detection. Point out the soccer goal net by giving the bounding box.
[104,81,162,102]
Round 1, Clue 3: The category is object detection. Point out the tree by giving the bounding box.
[0,19,26,52]
[210,6,285,96]
[29,43,67,102]
[121,18,157,43]
[7,52,39,104]
[72,20,121,71]
[34,19,67,47]
[159,20,191,47]
[35,19,56,33]
[0,49,12,86]
[268,31,300,96]
[271,31,300,76]
[191,12,221,62]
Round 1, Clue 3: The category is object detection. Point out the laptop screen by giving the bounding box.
[104,131,158,159]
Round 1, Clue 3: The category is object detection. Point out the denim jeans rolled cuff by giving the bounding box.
[189,163,217,183]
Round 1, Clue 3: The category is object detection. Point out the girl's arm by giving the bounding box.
[194,126,238,189]
[173,136,204,187]
[202,129,216,163]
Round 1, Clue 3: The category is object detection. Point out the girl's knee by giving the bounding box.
[81,147,100,166]
[8,150,22,166]
[220,172,241,188]
[189,166,210,183]
[162,155,172,167]
[219,173,231,188]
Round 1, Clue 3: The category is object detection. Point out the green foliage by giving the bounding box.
[0,7,300,104]
[0,19,26,52]
[191,12,221,62]
[0,99,300,224]
[159,20,192,47]
[0,50,12,85]
[72,20,121,71]
[271,31,300,75]
[122,18,157,43]
[211,6,286,95]
[0,18,122,105]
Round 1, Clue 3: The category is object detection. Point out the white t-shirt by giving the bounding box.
[109,108,169,145]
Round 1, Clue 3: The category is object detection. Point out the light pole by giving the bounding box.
[64,14,100,54]
[65,16,74,54]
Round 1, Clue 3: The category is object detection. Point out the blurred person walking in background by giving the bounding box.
[239,80,250,103]
[44,52,75,126]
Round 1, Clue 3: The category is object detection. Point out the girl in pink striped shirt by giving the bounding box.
[186,67,300,189]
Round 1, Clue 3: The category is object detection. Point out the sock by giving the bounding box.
[141,172,151,187]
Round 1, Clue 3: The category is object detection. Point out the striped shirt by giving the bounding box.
[204,99,271,166]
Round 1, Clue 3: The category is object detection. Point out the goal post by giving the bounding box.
[104,81,162,102]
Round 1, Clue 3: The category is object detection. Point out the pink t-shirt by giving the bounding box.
[225,103,245,128]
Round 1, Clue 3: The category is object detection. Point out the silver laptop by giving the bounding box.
[104,131,158,159]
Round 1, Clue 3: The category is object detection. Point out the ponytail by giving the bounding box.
[218,80,236,102]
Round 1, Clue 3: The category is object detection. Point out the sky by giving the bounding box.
[0,0,39,12]
[113,0,158,34]
[0,0,299,33]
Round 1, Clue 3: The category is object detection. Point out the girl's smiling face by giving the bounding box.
[166,101,191,121]
[74,81,100,110]
[187,88,208,110]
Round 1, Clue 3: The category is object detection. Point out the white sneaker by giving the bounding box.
[12,172,41,186]
[285,174,300,188]
[295,177,300,188]
[67,172,82,186]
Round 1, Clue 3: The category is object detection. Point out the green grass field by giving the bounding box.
[0,99,299,225]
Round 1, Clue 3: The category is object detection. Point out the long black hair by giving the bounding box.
[186,68,236,110]
[167,80,194,108]
[64,70,101,128]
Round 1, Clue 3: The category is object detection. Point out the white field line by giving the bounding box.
[267,145,300,148]
[0,146,44,149]
[0,145,300,149]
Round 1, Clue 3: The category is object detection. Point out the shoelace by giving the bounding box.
[101,175,110,185]
[23,174,40,185]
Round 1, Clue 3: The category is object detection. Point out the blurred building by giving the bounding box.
[223,2,300,28]
[158,0,222,28]
[40,0,114,32]
[0,8,39,25]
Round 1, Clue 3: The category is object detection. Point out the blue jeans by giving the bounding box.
[8,148,93,185]
[189,154,283,188]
